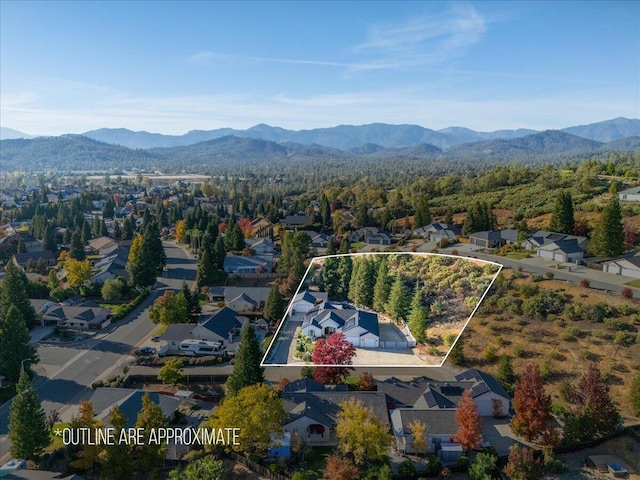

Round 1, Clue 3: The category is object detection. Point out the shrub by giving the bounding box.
[485,345,498,363]
[513,345,525,357]
[545,272,555,280]
[622,287,633,299]
[580,279,591,288]
[451,249,459,256]
[614,331,636,346]
[398,459,417,475]
[539,361,553,380]
[532,274,544,282]
[443,333,456,346]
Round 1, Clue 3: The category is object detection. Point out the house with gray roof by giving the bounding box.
[290,290,328,314]
[413,223,461,243]
[281,391,388,447]
[602,253,640,279]
[87,388,181,426]
[301,303,380,348]
[521,230,588,252]
[536,238,586,263]
[469,229,518,249]
[41,304,112,329]
[618,186,640,202]
[223,255,272,274]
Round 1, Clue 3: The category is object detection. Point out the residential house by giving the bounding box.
[250,218,274,238]
[390,409,460,458]
[536,239,585,263]
[290,290,328,314]
[281,391,389,447]
[301,302,380,348]
[214,286,273,313]
[468,229,518,249]
[88,236,116,253]
[619,186,640,202]
[223,255,272,274]
[190,307,248,344]
[349,227,393,245]
[283,215,312,228]
[41,303,112,329]
[308,231,330,249]
[89,388,181,426]
[245,237,275,255]
[413,223,461,243]
[521,230,588,252]
[602,254,640,279]
[12,250,56,270]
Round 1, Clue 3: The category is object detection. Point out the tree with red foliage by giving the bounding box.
[357,372,375,391]
[568,363,621,438]
[237,217,254,238]
[312,333,356,385]
[277,378,290,392]
[511,364,552,442]
[453,389,483,451]
[323,455,359,480]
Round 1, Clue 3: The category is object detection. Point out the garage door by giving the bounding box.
[361,338,377,348]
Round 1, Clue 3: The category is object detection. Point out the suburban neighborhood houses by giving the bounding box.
[0,155,638,479]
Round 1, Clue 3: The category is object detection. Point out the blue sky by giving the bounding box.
[1,1,638,135]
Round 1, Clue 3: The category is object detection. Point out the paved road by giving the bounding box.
[0,241,196,461]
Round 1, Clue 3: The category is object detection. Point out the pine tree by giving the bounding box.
[349,257,376,308]
[0,306,38,383]
[212,235,226,271]
[69,230,86,260]
[134,393,168,479]
[497,355,517,396]
[123,216,134,240]
[226,324,265,397]
[43,223,56,253]
[373,257,391,312]
[69,401,104,471]
[321,256,341,298]
[264,284,285,323]
[81,219,92,244]
[511,364,552,442]
[453,389,483,451]
[338,237,350,254]
[326,236,337,255]
[336,254,352,299]
[589,195,624,257]
[408,282,428,342]
[8,368,50,462]
[320,193,331,227]
[144,221,166,271]
[549,192,575,234]
[196,247,215,288]
[128,238,157,288]
[99,405,132,479]
[414,196,432,229]
[0,260,37,329]
[387,274,410,321]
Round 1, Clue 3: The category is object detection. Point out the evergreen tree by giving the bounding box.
[414,196,432,229]
[445,207,454,225]
[0,260,37,329]
[8,368,50,462]
[123,216,134,240]
[264,284,285,323]
[43,223,56,253]
[113,220,122,240]
[81,219,92,244]
[134,393,168,479]
[17,237,27,253]
[196,247,215,288]
[322,256,341,298]
[69,230,86,260]
[282,252,306,297]
[408,282,428,342]
[69,401,104,471]
[102,197,115,218]
[48,268,60,290]
[0,306,38,383]
[338,236,350,254]
[497,355,517,396]
[225,324,265,397]
[99,405,132,479]
[128,239,157,288]
[589,195,624,257]
[336,254,352,299]
[320,193,331,227]
[448,337,466,365]
[99,219,109,236]
[373,257,391,312]
[347,257,362,303]
[387,274,410,321]
[350,257,376,308]
[144,221,166,271]
[325,236,337,255]
[631,373,640,418]
[180,280,200,320]
[212,235,226,271]
[549,192,575,234]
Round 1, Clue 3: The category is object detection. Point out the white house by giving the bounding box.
[536,238,585,263]
[602,255,640,279]
[300,303,380,349]
[619,186,640,202]
[290,290,328,314]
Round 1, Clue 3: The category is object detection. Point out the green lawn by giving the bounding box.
[625,279,640,288]
[350,242,366,250]
[48,422,70,451]
[262,333,273,351]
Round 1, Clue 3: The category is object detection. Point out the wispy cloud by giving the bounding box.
[351,4,486,69]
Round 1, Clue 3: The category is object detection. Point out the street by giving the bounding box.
[0,241,196,461]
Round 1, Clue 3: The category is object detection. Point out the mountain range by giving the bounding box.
[2,117,638,150]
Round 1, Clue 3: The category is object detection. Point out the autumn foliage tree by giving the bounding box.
[511,364,552,442]
[407,419,427,455]
[323,455,360,480]
[312,332,356,384]
[336,398,393,466]
[503,444,543,480]
[452,389,483,451]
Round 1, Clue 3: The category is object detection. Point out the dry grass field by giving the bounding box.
[456,270,640,422]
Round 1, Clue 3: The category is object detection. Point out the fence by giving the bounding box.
[226,451,290,480]
[379,340,416,349]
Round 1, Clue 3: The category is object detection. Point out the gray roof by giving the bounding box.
[619,186,640,195]
[90,388,181,427]
[223,255,272,271]
[283,377,326,393]
[376,376,436,407]
[455,368,510,400]
[470,229,518,241]
[537,238,585,254]
[199,307,243,338]
[283,391,389,428]
[160,323,194,342]
[342,310,380,337]
[393,409,458,435]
